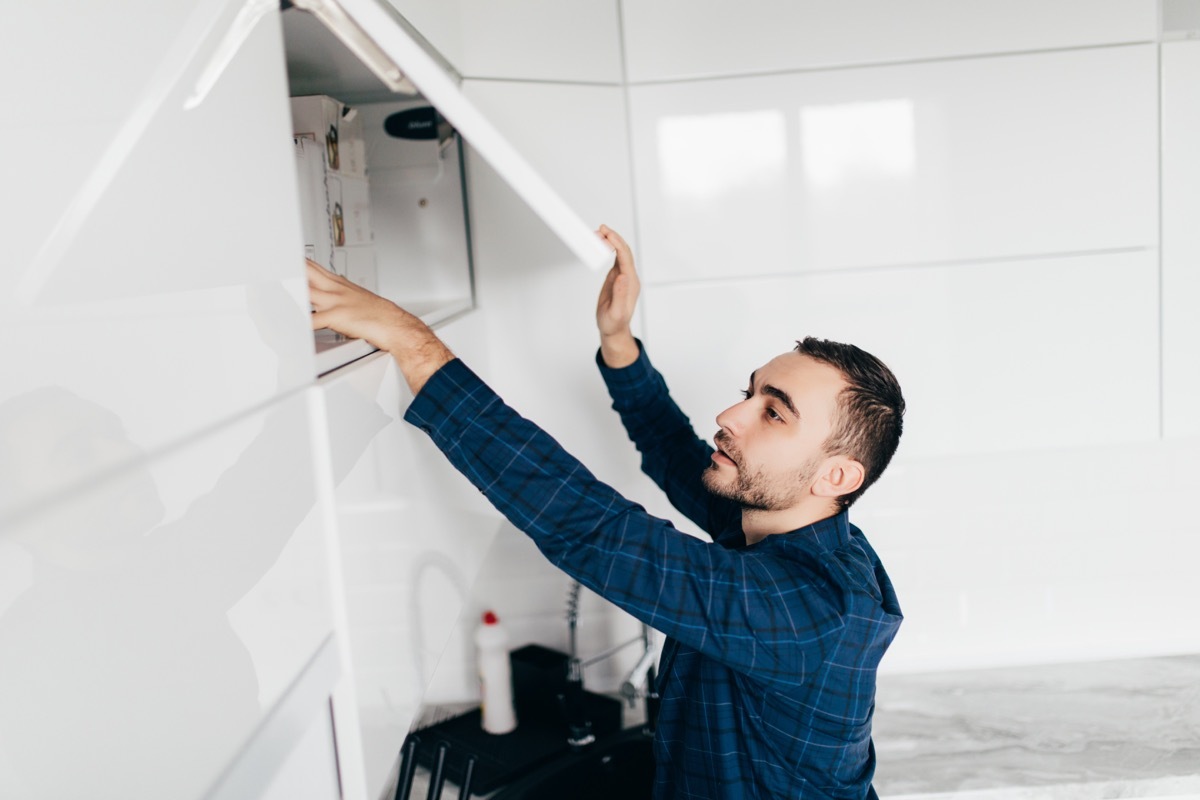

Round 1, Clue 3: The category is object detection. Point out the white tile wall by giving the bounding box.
[1162,41,1200,438]
[620,0,1157,82]
[641,249,1160,459]
[628,45,1159,285]
[855,436,1200,672]
[320,318,515,799]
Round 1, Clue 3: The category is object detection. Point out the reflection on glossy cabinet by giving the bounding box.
[1,3,314,521]
[629,45,1158,285]
[0,389,336,799]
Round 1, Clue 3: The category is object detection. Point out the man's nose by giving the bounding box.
[715,400,748,434]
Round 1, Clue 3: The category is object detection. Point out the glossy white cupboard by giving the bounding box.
[0,0,612,797]
[0,388,342,799]
[628,44,1158,286]
[621,0,1157,82]
[1,0,314,521]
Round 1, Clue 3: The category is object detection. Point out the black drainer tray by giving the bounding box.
[408,692,622,795]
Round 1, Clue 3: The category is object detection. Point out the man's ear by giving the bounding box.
[812,457,865,502]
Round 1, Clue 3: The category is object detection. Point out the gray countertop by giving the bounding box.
[390,655,1200,799]
[871,653,1200,799]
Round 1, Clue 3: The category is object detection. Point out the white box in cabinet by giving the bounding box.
[328,174,372,246]
[291,94,366,177]
[334,245,377,292]
[295,136,334,270]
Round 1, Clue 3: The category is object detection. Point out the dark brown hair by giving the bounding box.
[794,337,905,509]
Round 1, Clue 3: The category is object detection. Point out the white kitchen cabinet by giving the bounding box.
[0,388,344,799]
[628,44,1158,286]
[1,1,615,798]
[621,0,1157,82]
[0,0,315,521]
[456,0,623,83]
[280,0,613,375]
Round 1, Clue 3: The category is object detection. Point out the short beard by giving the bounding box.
[701,456,820,512]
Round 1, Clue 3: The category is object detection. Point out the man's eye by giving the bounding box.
[766,408,781,421]
[740,389,752,399]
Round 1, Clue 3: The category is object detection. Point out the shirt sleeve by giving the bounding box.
[595,341,740,539]
[404,358,844,686]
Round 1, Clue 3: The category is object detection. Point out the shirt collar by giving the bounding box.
[745,510,851,552]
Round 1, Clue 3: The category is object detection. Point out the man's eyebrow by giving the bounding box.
[747,371,799,419]
[762,383,799,419]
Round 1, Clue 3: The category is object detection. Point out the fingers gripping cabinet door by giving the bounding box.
[282,0,615,375]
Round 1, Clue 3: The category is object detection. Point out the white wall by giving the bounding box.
[391,0,1200,696]
[619,0,1200,672]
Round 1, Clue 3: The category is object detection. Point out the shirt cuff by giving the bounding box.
[403,358,496,444]
[595,338,659,396]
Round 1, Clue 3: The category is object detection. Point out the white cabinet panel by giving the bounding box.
[1163,41,1200,438]
[0,390,336,800]
[641,250,1159,459]
[388,0,623,83]
[459,0,623,83]
[1,7,316,520]
[387,0,466,73]
[629,46,1158,285]
[257,702,342,800]
[621,0,1157,82]
[5,0,222,278]
[464,81,633,232]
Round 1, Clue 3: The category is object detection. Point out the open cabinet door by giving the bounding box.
[292,0,615,272]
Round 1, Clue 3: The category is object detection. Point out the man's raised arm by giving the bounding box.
[594,224,641,369]
[307,259,454,395]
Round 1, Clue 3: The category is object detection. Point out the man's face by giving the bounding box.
[702,352,846,511]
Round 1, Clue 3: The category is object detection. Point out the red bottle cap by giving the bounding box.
[482,610,498,625]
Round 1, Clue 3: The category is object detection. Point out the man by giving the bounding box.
[308,225,906,799]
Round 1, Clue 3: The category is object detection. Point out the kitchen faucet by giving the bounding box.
[565,581,661,742]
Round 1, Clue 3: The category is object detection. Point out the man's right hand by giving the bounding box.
[595,225,641,368]
[308,259,455,395]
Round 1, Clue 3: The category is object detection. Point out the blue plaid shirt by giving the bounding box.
[404,345,902,799]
